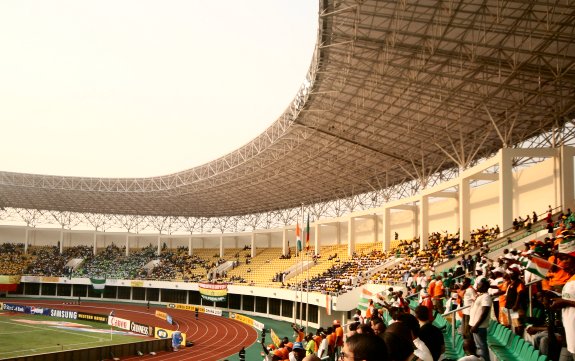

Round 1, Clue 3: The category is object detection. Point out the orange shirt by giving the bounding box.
[433,280,444,298]
[312,335,322,352]
[295,330,304,342]
[428,280,436,297]
[335,326,344,347]
[498,280,508,308]
[326,333,336,347]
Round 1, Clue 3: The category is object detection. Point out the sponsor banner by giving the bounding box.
[204,307,222,316]
[77,312,108,324]
[30,306,51,316]
[199,283,227,302]
[155,310,168,321]
[2,303,28,313]
[167,303,204,313]
[154,328,186,346]
[130,321,154,337]
[50,309,78,320]
[166,303,222,316]
[42,277,61,283]
[0,275,21,292]
[108,316,131,331]
[229,312,264,331]
[131,280,144,287]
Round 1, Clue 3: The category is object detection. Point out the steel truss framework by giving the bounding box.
[0,0,574,234]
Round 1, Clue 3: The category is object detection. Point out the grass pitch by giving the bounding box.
[0,312,145,359]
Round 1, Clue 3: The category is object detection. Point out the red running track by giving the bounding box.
[13,299,258,361]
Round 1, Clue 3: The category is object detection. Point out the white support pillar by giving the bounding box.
[499,148,513,231]
[93,232,97,255]
[282,228,288,256]
[157,235,161,255]
[373,214,379,244]
[24,227,29,254]
[348,217,355,256]
[314,224,320,255]
[251,232,256,258]
[560,146,575,211]
[419,196,429,250]
[459,177,471,245]
[219,235,224,258]
[59,228,64,254]
[337,222,341,245]
[383,208,391,252]
[188,235,193,256]
[125,234,129,256]
[235,236,239,249]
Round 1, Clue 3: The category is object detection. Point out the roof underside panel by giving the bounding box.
[1,0,574,217]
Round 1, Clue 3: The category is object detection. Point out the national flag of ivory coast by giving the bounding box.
[296,222,302,253]
[357,288,373,313]
[526,256,557,278]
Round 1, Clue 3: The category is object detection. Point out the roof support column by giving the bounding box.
[348,217,355,257]
[282,228,288,257]
[459,177,471,245]
[157,235,161,256]
[219,235,224,258]
[59,228,64,254]
[373,214,379,244]
[383,208,390,252]
[499,148,513,231]
[125,234,129,256]
[24,227,29,254]
[419,196,429,250]
[337,222,341,246]
[560,146,575,212]
[93,232,97,255]
[314,224,320,256]
[188,235,193,256]
[251,232,256,258]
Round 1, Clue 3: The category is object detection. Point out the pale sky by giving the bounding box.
[0,1,318,178]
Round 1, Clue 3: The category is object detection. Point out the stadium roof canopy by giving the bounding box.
[1,0,574,218]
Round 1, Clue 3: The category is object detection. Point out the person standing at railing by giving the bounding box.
[469,278,492,361]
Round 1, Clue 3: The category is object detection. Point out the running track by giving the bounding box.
[13,299,258,361]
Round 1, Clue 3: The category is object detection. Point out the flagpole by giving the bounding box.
[305,216,310,333]
[299,203,304,328]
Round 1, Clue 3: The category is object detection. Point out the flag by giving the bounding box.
[357,288,373,312]
[296,222,302,253]
[90,277,106,293]
[305,215,310,251]
[270,328,281,347]
[526,256,557,279]
[0,275,21,292]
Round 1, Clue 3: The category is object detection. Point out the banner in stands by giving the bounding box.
[198,283,227,302]
[77,312,108,324]
[166,303,222,316]
[154,327,186,346]
[229,312,264,331]
[42,277,61,283]
[131,280,144,287]
[108,316,131,331]
[130,321,154,337]
[90,277,106,293]
[0,275,21,291]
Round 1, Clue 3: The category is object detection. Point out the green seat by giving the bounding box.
[529,349,540,361]
[538,354,548,361]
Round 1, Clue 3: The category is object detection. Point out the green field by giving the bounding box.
[0,312,146,359]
